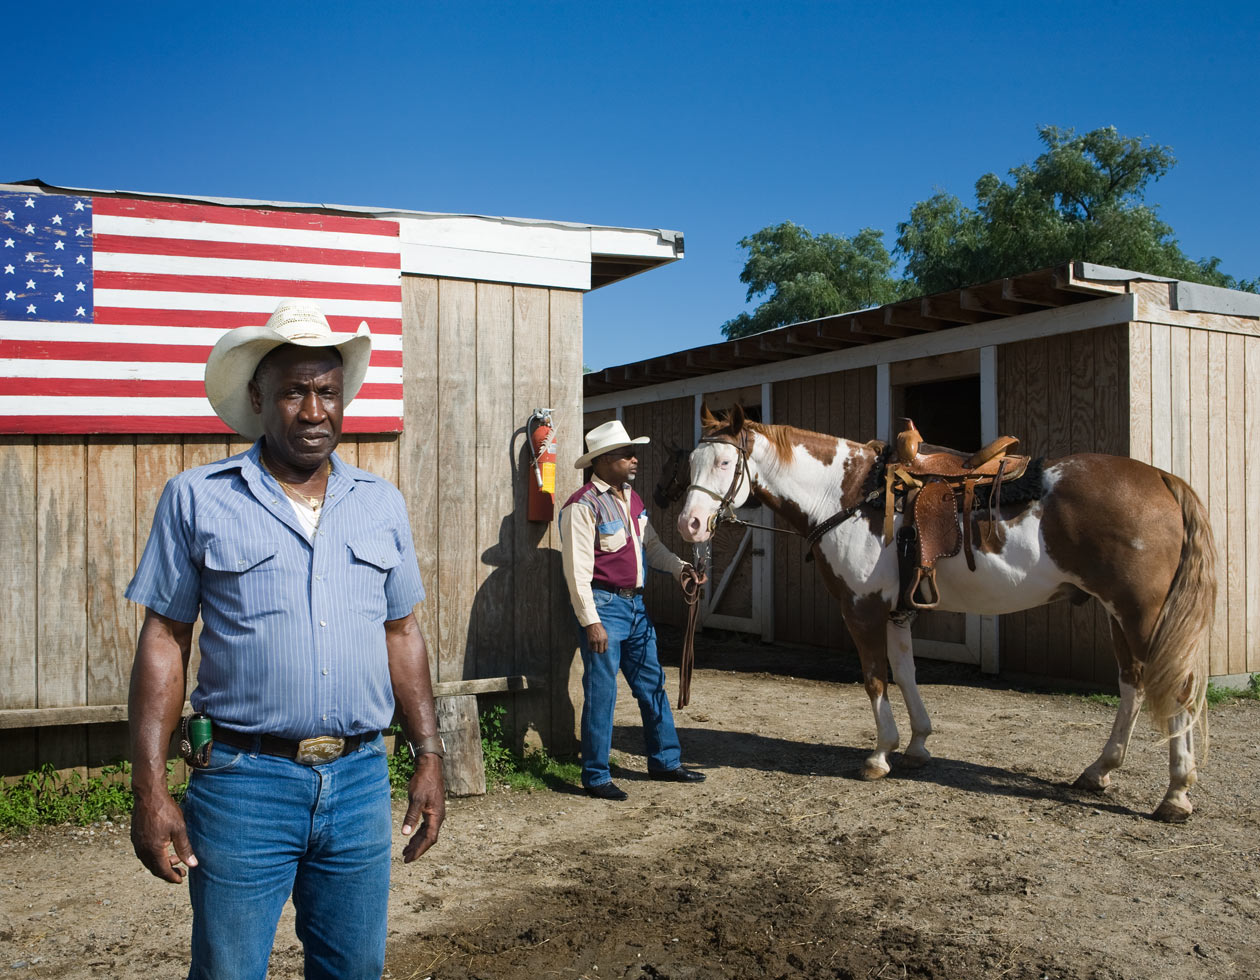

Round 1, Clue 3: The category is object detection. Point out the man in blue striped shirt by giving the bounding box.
[125,299,445,980]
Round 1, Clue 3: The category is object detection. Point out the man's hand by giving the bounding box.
[400,754,445,862]
[131,790,197,883]
[585,622,609,653]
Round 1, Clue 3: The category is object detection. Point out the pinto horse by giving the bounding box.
[677,405,1217,822]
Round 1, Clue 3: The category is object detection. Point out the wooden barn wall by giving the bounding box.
[995,324,1130,687]
[621,396,696,630]
[1124,319,1258,680]
[0,275,584,776]
[770,367,877,650]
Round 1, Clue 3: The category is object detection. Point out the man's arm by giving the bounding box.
[559,502,608,652]
[128,609,196,883]
[385,612,446,863]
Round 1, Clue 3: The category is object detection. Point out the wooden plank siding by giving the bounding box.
[996,325,1130,687]
[1,274,587,776]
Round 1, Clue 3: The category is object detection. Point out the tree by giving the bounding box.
[895,125,1256,294]
[724,126,1255,338]
[721,222,906,339]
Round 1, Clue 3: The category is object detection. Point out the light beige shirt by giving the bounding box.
[560,475,686,628]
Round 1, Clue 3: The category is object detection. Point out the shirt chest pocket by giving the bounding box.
[203,540,278,576]
[346,536,401,621]
[596,519,628,553]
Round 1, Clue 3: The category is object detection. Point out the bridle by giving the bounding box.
[687,429,880,549]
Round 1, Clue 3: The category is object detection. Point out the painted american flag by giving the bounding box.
[0,189,404,434]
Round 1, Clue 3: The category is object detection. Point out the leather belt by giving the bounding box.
[212,724,377,765]
[592,583,643,600]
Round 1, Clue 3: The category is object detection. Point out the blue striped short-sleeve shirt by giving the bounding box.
[125,440,425,739]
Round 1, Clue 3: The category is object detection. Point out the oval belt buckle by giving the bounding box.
[296,735,345,765]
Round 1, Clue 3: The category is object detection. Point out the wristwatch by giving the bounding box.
[408,734,446,758]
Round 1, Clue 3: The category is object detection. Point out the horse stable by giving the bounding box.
[0,179,683,788]
[583,262,1260,690]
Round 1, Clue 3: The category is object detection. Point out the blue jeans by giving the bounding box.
[579,590,682,787]
[181,734,392,980]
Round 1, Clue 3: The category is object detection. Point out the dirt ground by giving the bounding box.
[3,629,1259,980]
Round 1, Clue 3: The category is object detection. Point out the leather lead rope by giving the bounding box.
[677,562,705,709]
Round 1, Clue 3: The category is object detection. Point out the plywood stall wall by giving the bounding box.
[770,367,877,649]
[995,324,1130,686]
[400,277,584,755]
[620,396,695,631]
[1126,317,1259,680]
[0,277,584,776]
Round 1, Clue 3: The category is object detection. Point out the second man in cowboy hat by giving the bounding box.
[560,420,707,800]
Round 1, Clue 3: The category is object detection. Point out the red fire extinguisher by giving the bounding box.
[527,409,556,522]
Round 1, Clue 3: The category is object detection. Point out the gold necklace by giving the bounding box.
[265,459,331,510]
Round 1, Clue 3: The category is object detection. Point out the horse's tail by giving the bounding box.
[1141,472,1217,747]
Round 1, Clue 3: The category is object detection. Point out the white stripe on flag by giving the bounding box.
[93,251,402,286]
[93,290,403,318]
[93,214,402,253]
[0,322,403,350]
[0,396,405,416]
[1,359,404,382]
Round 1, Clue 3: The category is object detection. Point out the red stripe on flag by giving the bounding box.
[0,378,404,398]
[93,234,401,269]
[92,197,399,237]
[91,307,402,334]
[94,271,401,302]
[0,414,403,435]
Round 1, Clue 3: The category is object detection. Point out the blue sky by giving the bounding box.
[6,1,1257,372]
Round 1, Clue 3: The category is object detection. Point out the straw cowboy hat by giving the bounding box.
[575,419,650,470]
[204,299,372,439]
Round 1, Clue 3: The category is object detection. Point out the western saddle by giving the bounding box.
[886,417,1030,611]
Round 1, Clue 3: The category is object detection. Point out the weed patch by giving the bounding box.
[0,762,186,833]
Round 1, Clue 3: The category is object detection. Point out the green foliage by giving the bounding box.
[479,704,580,792]
[726,125,1256,337]
[722,222,908,339]
[0,763,137,832]
[1083,692,1120,708]
[1206,674,1260,705]
[386,709,580,798]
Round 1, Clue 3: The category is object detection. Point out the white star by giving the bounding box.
[51,214,62,225]
[54,291,64,302]
[26,303,35,313]
[25,279,35,288]
[4,290,13,300]
[54,241,64,250]
[2,210,12,220]
[75,306,86,316]
[73,201,85,211]
[76,281,85,291]
[24,224,34,234]
[75,227,85,237]
[25,253,35,262]
[2,265,11,274]
[76,255,86,264]
[3,238,12,247]
[23,197,35,207]
[53,267,64,277]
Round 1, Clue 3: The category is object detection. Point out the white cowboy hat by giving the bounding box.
[575,419,650,470]
[204,299,372,439]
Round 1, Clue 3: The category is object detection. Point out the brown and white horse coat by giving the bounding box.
[677,406,1217,821]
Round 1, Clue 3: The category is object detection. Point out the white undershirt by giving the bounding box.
[285,495,321,539]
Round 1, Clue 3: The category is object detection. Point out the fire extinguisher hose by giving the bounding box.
[677,564,705,709]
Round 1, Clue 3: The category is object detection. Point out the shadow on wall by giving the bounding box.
[462,432,579,759]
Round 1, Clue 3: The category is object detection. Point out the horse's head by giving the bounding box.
[652,442,692,509]
[677,403,757,543]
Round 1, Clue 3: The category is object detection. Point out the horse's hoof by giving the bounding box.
[1153,799,1192,823]
[860,763,890,781]
[1072,771,1110,793]
[899,752,931,769]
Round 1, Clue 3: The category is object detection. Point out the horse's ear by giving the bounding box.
[700,402,719,431]
[729,403,746,434]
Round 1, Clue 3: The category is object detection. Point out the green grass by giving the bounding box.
[387,705,580,796]
[0,762,171,833]
[1206,673,1260,705]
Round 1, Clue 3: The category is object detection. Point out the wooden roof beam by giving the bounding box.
[920,294,987,325]
[1001,275,1091,308]
[814,317,879,346]
[757,326,839,355]
[882,302,944,333]
[959,284,1028,316]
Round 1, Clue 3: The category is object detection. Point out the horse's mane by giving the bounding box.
[705,415,867,468]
